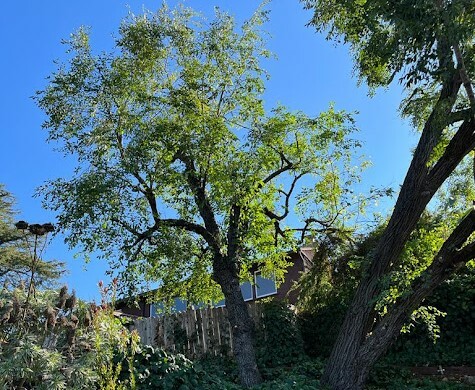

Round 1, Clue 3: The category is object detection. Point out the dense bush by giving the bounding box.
[0,283,139,389]
[385,269,475,366]
[146,355,473,390]
[122,345,204,389]
[367,365,473,389]
[297,267,475,366]
[255,359,324,389]
[298,297,348,358]
[256,300,305,367]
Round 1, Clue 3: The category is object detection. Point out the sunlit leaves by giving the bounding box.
[303,0,475,93]
[374,213,453,318]
[38,4,364,305]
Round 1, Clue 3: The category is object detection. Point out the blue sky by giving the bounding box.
[0,1,416,301]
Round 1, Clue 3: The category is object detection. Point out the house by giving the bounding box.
[115,247,314,318]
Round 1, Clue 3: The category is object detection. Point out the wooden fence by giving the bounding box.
[132,302,263,358]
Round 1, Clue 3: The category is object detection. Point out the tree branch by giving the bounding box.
[367,69,462,279]
[291,217,348,243]
[0,235,23,247]
[174,151,222,254]
[360,209,475,360]
[262,163,294,185]
[426,119,475,190]
[159,218,217,247]
[263,173,307,222]
[447,109,472,125]
[453,43,475,110]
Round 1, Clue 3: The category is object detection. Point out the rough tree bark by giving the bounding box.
[213,257,262,387]
[322,64,475,389]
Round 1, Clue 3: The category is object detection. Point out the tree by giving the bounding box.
[0,185,63,289]
[37,5,363,387]
[303,1,475,388]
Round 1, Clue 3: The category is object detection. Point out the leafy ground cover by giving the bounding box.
[154,356,475,390]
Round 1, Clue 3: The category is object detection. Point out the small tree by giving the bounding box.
[303,0,475,388]
[0,184,63,289]
[37,5,363,386]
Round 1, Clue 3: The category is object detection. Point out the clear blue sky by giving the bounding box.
[0,1,416,301]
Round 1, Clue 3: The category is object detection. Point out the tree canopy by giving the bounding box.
[38,5,363,303]
[37,5,370,386]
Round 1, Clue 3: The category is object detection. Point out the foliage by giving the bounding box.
[36,1,364,310]
[385,267,475,366]
[126,354,472,390]
[373,213,454,329]
[297,214,475,361]
[298,262,475,367]
[367,365,473,390]
[302,1,475,385]
[37,4,368,385]
[0,285,93,389]
[296,228,379,314]
[93,281,140,390]
[0,281,139,389]
[254,360,324,390]
[298,297,348,359]
[118,344,207,390]
[302,0,475,92]
[296,227,378,358]
[0,184,63,288]
[164,356,326,390]
[255,300,304,368]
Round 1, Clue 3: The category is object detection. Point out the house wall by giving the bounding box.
[273,251,305,304]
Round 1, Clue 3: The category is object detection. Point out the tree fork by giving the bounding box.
[322,72,466,390]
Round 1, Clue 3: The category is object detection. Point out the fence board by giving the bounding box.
[133,302,264,358]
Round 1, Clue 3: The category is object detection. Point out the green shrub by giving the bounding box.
[256,359,325,389]
[385,269,475,366]
[297,268,475,365]
[126,345,192,389]
[255,300,305,367]
[0,283,139,389]
[117,345,242,390]
[298,297,348,358]
[367,364,473,389]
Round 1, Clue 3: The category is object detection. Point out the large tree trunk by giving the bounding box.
[322,206,475,389]
[213,258,262,388]
[322,72,471,390]
[179,155,262,387]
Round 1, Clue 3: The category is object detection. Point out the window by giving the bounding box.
[214,299,226,307]
[150,298,187,317]
[151,275,273,314]
[173,298,187,312]
[212,281,253,307]
[150,303,162,317]
[241,281,253,301]
[254,271,277,298]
